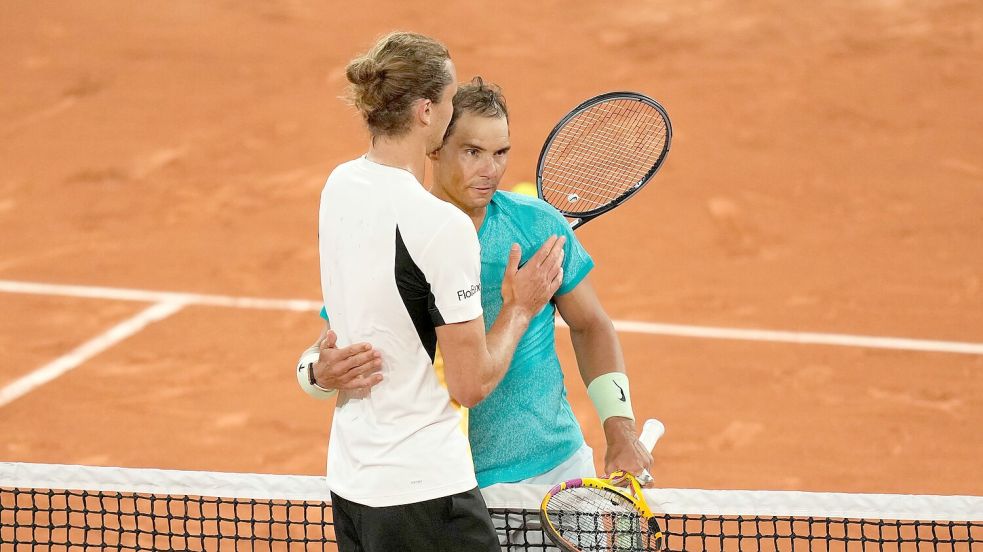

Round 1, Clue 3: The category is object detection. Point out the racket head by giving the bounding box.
[536,91,672,226]
[539,476,664,552]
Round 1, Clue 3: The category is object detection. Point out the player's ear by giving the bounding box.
[427,148,441,161]
[415,98,432,127]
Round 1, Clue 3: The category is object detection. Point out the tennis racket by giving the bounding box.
[540,419,666,552]
[537,92,672,230]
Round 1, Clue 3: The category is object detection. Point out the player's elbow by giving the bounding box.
[446,373,492,408]
[455,395,481,409]
[448,385,487,408]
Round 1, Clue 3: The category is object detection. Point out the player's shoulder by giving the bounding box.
[416,204,477,262]
[403,192,474,245]
[430,195,473,230]
[494,190,560,214]
[327,157,422,187]
[406,185,468,222]
[325,157,365,181]
[324,158,375,195]
[493,190,566,223]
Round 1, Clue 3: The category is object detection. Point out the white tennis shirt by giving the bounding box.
[318,156,483,507]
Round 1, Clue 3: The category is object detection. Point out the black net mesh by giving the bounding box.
[2,486,980,551]
[1,463,979,551]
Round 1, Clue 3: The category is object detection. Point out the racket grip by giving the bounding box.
[638,418,665,451]
[635,419,664,486]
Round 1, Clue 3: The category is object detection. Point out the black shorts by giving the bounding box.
[331,487,499,552]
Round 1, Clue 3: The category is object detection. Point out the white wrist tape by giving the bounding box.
[296,346,337,400]
[587,372,635,423]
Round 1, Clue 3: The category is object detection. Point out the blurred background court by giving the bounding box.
[1,0,981,501]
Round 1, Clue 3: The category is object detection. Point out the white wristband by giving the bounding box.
[296,346,337,400]
[587,372,635,423]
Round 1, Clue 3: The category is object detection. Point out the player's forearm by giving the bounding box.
[573,316,638,434]
[571,314,626,384]
[476,303,533,398]
[440,307,532,408]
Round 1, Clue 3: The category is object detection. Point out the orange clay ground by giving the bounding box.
[1,1,981,497]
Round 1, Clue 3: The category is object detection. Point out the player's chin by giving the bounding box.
[469,186,496,202]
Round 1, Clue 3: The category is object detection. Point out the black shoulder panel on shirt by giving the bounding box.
[394,226,439,362]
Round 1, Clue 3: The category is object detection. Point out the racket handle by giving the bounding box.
[638,418,665,451]
[636,419,665,485]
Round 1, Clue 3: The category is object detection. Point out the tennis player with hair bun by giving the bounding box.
[311,33,565,552]
[301,75,652,498]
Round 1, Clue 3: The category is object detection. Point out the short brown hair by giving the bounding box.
[444,76,509,141]
[345,32,452,137]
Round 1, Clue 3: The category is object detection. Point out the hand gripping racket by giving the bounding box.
[537,92,672,230]
[540,419,667,551]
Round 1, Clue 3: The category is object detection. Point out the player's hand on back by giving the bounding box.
[502,235,566,316]
[313,329,384,390]
[602,417,655,486]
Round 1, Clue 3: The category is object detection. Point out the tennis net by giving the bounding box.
[1,462,980,551]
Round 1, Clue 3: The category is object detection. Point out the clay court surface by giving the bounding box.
[1,1,981,497]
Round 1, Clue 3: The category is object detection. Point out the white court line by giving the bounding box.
[1,279,982,355]
[555,319,983,355]
[0,301,185,408]
[0,280,321,312]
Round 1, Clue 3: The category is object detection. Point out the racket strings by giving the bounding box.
[576,101,666,182]
[542,98,668,215]
[543,487,658,551]
[555,102,663,184]
[547,104,665,206]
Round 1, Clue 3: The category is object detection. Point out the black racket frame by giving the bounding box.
[535,91,673,229]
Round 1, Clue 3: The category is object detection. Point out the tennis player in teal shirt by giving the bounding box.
[300,78,652,487]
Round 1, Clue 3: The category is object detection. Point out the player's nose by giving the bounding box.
[477,157,497,177]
